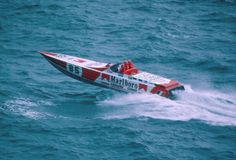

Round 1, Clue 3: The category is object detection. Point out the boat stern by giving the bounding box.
[161,80,185,98]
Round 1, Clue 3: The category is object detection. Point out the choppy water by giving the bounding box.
[1,0,236,159]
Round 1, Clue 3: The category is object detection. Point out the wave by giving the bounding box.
[99,85,236,126]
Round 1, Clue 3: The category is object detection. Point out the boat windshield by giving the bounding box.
[110,63,121,73]
[110,60,138,75]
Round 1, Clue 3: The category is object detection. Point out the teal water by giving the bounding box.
[1,0,236,159]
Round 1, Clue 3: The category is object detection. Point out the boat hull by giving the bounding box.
[40,52,184,98]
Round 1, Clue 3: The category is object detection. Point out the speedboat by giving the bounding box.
[39,51,184,98]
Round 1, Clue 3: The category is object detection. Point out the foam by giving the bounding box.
[100,85,236,126]
[3,98,55,119]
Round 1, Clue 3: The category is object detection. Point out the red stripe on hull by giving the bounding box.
[151,85,168,97]
[82,68,100,81]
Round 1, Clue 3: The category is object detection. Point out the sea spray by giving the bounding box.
[100,85,236,126]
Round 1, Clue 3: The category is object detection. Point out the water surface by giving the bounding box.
[0,0,236,159]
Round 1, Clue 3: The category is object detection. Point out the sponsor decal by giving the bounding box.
[101,73,110,85]
[139,84,147,91]
[101,74,110,81]
[110,76,137,90]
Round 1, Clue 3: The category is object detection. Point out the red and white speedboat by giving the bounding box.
[40,51,184,98]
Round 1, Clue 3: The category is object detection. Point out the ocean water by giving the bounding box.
[0,0,236,159]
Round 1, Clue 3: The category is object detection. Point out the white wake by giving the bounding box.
[100,85,236,126]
